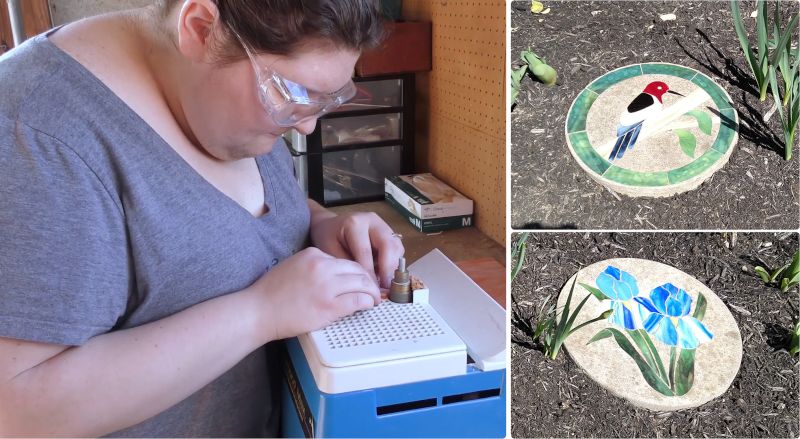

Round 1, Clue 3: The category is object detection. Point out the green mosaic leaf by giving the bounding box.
[686,110,713,135]
[628,329,669,383]
[588,327,674,396]
[693,293,708,321]
[674,128,697,158]
[674,348,696,396]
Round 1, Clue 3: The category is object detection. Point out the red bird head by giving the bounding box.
[642,81,670,102]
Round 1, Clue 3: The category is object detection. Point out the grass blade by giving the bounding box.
[568,309,612,336]
[769,12,798,66]
[754,266,772,283]
[562,292,596,334]
[511,241,527,281]
[579,283,610,301]
[730,0,761,84]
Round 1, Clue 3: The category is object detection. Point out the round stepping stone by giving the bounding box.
[557,258,742,411]
[565,63,739,197]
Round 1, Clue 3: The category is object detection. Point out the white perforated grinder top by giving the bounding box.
[307,298,466,368]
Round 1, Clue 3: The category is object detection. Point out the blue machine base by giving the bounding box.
[280,338,506,438]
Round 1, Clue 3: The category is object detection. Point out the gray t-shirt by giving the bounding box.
[0,30,311,437]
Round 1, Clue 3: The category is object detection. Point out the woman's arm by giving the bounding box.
[0,247,379,437]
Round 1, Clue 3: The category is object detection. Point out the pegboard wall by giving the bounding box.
[402,0,506,245]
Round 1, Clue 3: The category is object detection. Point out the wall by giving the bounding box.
[402,0,506,245]
[49,0,150,25]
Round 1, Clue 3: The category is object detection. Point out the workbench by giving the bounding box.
[330,201,506,308]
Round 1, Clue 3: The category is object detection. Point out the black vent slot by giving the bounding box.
[376,398,438,415]
[442,388,501,405]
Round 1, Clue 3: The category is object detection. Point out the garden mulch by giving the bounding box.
[511,232,799,438]
[510,0,800,230]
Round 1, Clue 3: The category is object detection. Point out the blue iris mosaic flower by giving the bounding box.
[634,283,714,349]
[596,266,647,330]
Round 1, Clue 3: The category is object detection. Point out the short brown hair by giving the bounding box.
[159,0,384,59]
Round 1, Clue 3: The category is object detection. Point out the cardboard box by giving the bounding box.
[385,173,474,233]
[356,21,432,76]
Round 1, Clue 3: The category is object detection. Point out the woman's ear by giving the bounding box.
[175,0,220,62]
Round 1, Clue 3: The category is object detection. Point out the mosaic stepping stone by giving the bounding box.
[565,63,739,197]
[557,258,742,411]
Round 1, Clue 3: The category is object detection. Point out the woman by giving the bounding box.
[0,0,403,436]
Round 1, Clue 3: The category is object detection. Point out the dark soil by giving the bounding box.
[511,232,799,438]
[510,1,800,230]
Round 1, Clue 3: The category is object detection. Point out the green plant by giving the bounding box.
[790,320,799,355]
[522,50,557,86]
[511,232,530,282]
[511,50,558,108]
[534,278,611,360]
[730,0,796,101]
[754,249,799,293]
[730,0,799,159]
[510,66,527,108]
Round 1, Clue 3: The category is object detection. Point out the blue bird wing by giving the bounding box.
[609,122,644,161]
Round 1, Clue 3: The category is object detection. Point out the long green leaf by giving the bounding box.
[579,282,610,301]
[786,250,800,278]
[686,110,714,135]
[510,232,529,280]
[588,328,674,396]
[669,346,677,393]
[567,310,612,336]
[628,329,669,383]
[771,264,789,283]
[674,128,697,158]
[730,0,761,83]
[674,348,696,396]
[770,12,798,66]
[754,266,772,283]
[556,278,576,337]
[511,242,527,281]
[562,292,594,337]
[757,0,769,71]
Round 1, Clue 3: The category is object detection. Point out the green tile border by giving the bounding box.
[566,63,738,191]
[711,108,739,154]
[602,166,671,187]
[587,64,643,94]
[692,73,734,110]
[667,149,724,184]
[641,63,698,81]
[569,132,611,175]
[566,89,599,133]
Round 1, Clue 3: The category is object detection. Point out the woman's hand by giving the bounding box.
[248,247,381,341]
[307,201,405,289]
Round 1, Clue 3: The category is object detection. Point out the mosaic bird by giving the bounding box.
[608,81,681,161]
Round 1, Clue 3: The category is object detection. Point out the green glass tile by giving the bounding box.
[569,132,611,175]
[566,89,598,133]
[641,63,697,81]
[603,166,670,187]
[587,65,643,94]
[711,108,739,154]
[691,74,733,110]
[667,149,724,184]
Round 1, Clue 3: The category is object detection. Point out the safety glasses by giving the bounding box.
[232,30,357,127]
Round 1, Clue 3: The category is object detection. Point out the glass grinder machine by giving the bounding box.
[280,249,506,437]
